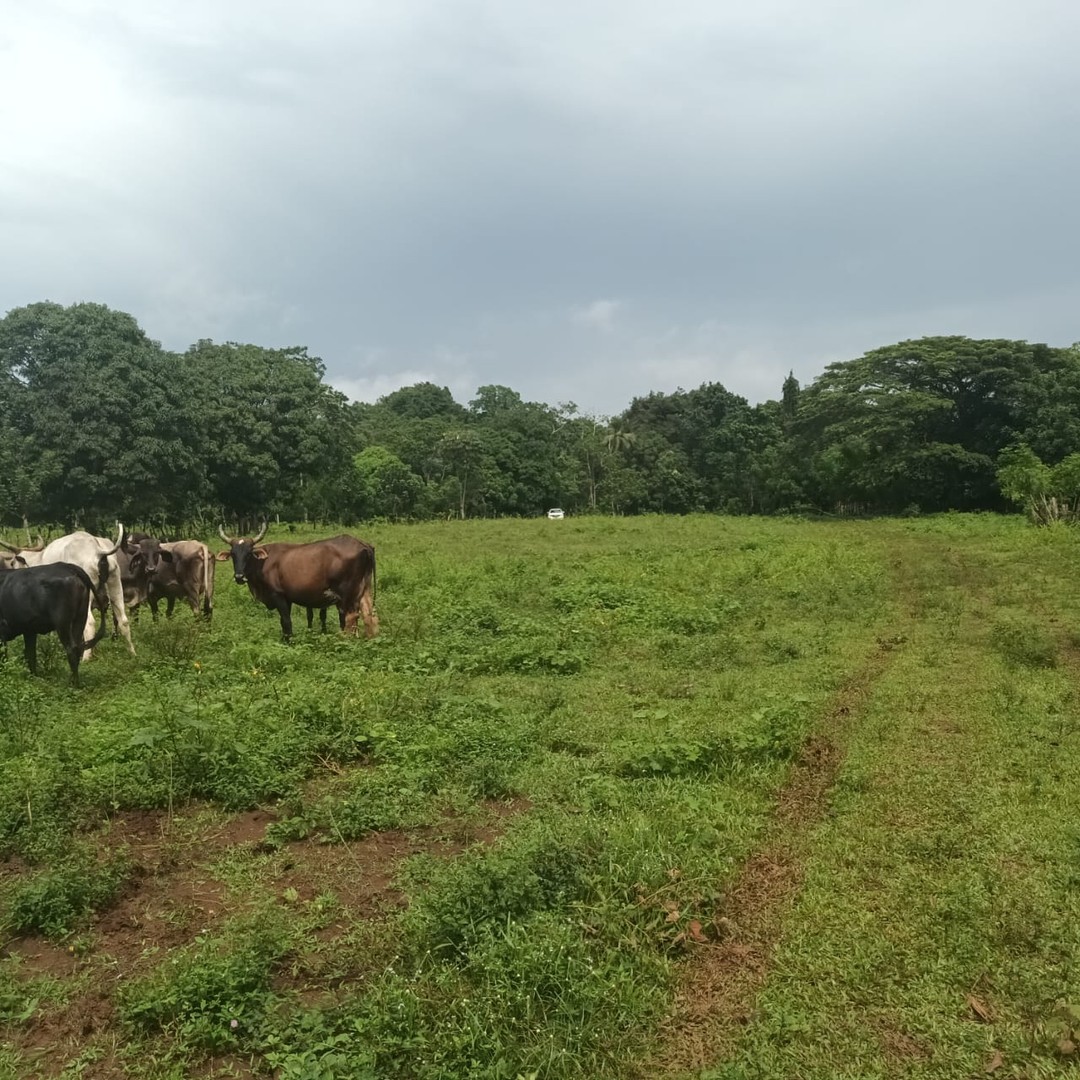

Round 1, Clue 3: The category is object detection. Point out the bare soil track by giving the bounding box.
[647,623,911,1075]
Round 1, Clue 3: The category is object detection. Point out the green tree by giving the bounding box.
[0,301,203,529]
[353,446,424,518]
[468,386,567,515]
[996,444,1080,524]
[794,336,1071,513]
[436,429,492,519]
[181,340,348,524]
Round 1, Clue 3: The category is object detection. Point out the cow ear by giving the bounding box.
[253,547,269,560]
[159,549,174,562]
[215,550,232,561]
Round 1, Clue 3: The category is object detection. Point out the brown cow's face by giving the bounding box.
[125,535,173,578]
[217,539,267,585]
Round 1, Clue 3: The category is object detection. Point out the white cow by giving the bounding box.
[0,537,46,568]
[35,525,135,658]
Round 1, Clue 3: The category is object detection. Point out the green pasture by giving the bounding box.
[0,514,1077,1078]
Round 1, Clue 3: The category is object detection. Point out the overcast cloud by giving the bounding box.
[3,0,1079,414]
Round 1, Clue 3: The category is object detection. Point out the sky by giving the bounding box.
[2,1,1079,416]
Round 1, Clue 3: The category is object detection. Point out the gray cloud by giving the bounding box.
[2,0,1078,415]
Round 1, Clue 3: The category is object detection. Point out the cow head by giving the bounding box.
[217,522,268,585]
[0,537,43,567]
[123,532,173,578]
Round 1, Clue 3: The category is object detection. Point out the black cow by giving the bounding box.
[0,560,109,685]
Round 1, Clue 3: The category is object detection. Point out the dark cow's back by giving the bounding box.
[0,562,109,685]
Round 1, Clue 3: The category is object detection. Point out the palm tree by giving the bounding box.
[604,427,637,454]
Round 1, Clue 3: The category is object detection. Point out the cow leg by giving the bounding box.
[306,606,314,630]
[202,593,212,620]
[359,586,379,638]
[82,599,98,660]
[320,607,329,633]
[63,638,81,687]
[149,597,160,622]
[276,600,294,641]
[23,634,38,675]
[337,605,346,631]
[106,573,136,655]
[166,596,176,618]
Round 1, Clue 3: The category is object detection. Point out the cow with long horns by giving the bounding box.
[216,523,377,640]
[0,534,47,568]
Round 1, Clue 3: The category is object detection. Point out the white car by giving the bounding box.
[547,508,566,520]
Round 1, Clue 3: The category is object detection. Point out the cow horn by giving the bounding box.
[0,536,44,553]
[252,521,268,543]
[218,524,231,543]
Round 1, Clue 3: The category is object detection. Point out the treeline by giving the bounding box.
[2,301,1079,530]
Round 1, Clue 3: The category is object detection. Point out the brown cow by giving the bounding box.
[116,535,214,621]
[149,541,215,620]
[216,523,377,639]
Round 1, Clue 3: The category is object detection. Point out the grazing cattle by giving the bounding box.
[116,535,214,621]
[35,526,135,657]
[0,560,109,685]
[217,523,377,640]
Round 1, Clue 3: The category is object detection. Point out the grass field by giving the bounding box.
[0,514,1078,1078]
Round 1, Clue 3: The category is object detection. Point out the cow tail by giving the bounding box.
[74,565,110,649]
[94,554,111,627]
[370,545,376,606]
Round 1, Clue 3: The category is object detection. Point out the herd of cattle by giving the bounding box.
[0,523,378,685]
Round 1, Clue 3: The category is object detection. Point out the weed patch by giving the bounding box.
[4,850,132,939]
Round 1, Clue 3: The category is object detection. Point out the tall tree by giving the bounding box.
[0,302,203,528]
[794,336,1073,513]
[181,340,348,523]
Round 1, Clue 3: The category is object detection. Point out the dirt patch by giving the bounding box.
[646,633,904,1076]
[4,937,80,980]
[876,1018,932,1062]
[2,795,532,1077]
[275,829,440,917]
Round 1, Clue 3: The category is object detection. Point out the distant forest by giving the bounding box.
[1,300,1078,531]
